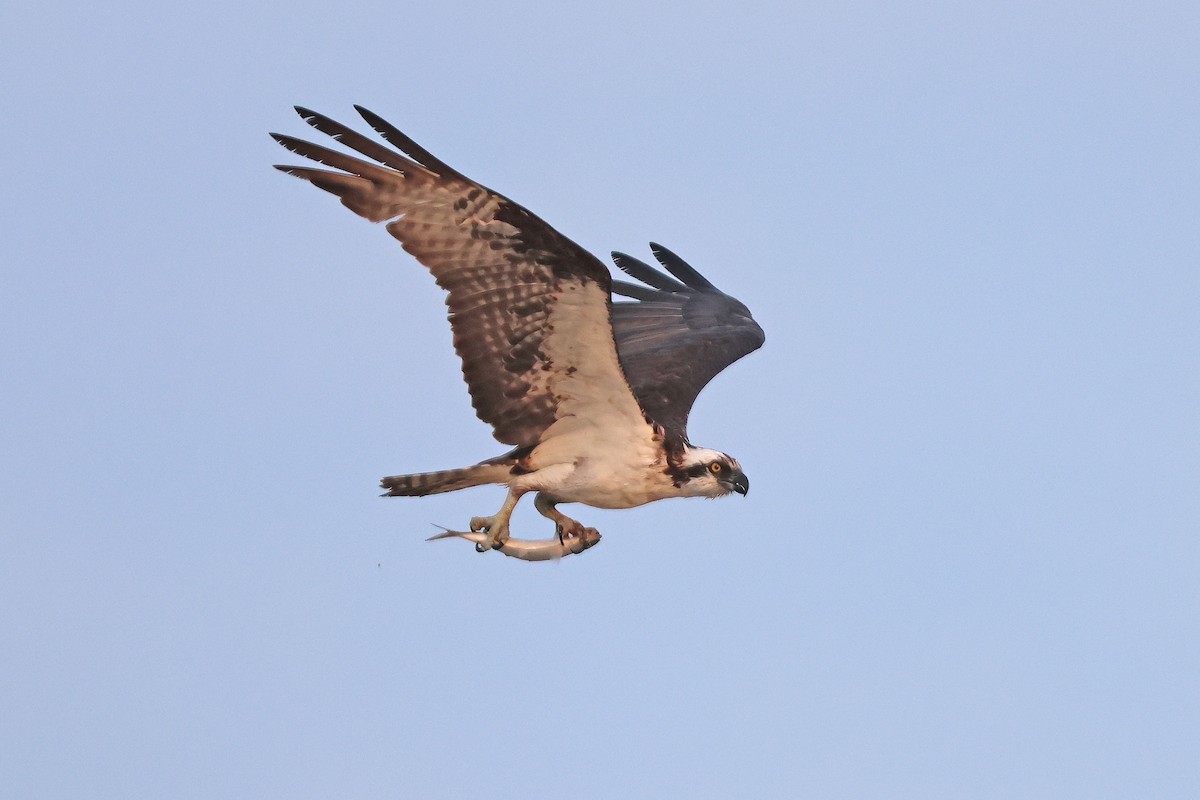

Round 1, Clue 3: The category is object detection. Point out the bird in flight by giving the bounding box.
[272,106,764,559]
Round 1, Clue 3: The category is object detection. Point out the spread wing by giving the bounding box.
[272,106,647,448]
[610,244,765,443]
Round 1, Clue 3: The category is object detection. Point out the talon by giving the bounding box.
[554,518,586,543]
[469,515,510,549]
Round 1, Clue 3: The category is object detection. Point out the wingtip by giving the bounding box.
[293,105,319,122]
[354,104,381,125]
[648,241,673,260]
[270,131,301,149]
[648,242,716,290]
[648,241,675,260]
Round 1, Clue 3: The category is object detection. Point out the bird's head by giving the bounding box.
[675,447,749,498]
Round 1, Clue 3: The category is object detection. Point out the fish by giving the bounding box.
[426,525,601,561]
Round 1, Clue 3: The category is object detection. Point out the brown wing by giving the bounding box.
[271,106,641,447]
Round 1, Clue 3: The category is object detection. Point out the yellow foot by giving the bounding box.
[469,516,509,550]
[554,517,591,545]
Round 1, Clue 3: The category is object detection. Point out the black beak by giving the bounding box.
[732,472,749,496]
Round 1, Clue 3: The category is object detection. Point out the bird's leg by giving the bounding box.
[534,492,597,544]
[469,489,524,552]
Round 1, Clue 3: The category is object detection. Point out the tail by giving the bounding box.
[380,463,513,497]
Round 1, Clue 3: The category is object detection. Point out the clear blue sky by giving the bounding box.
[2,1,1197,797]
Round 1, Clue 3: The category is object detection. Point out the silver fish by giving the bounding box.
[427,526,601,561]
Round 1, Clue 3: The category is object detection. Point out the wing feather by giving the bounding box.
[273,107,645,447]
[611,251,688,292]
[610,247,764,442]
[648,242,716,290]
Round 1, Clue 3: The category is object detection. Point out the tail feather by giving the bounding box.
[380,463,512,497]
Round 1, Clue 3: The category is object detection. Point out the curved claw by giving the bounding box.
[555,518,589,545]
[562,527,601,554]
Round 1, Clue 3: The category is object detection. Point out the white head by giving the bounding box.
[672,446,750,498]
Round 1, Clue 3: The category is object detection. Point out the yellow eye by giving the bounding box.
[710,462,723,474]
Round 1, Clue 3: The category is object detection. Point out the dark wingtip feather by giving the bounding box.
[270,132,303,151]
[273,165,322,181]
[611,280,665,301]
[649,242,716,290]
[287,106,423,172]
[270,133,310,160]
[611,251,688,292]
[294,106,336,132]
[352,105,464,181]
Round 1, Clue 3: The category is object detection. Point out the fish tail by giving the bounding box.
[425,526,470,542]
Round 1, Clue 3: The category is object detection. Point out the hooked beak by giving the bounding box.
[731,471,749,496]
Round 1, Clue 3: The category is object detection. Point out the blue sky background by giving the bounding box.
[2,1,1197,797]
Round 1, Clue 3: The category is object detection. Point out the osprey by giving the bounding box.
[272,107,764,557]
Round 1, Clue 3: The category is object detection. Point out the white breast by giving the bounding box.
[519,412,677,509]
